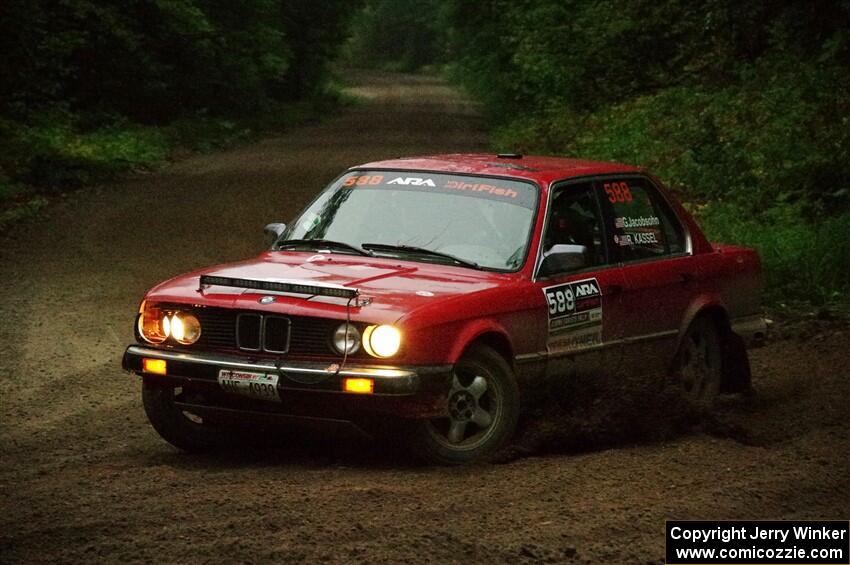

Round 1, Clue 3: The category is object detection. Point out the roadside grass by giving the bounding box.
[0,91,346,234]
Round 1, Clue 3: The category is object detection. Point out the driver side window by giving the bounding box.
[539,183,608,277]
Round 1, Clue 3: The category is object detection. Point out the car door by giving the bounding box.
[533,180,627,379]
[596,176,694,376]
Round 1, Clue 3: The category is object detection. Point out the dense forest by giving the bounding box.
[348,0,850,304]
[0,0,357,221]
[2,1,848,303]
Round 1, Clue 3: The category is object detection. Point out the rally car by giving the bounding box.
[122,154,766,464]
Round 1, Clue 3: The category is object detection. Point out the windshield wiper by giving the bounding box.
[362,243,481,270]
[276,238,373,256]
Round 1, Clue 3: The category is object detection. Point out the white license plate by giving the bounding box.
[217,369,281,403]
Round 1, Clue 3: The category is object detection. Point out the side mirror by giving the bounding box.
[538,244,588,277]
[264,223,286,248]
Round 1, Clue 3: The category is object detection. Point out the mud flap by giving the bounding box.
[720,331,752,394]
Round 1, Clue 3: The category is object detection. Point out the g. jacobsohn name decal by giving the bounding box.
[665,520,850,564]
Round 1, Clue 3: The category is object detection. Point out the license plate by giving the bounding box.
[218,370,281,403]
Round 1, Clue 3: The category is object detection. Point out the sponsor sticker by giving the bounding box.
[387,176,436,187]
[542,277,603,352]
[614,215,662,247]
[615,215,660,228]
[338,172,537,208]
[548,324,602,351]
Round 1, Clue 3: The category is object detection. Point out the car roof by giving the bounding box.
[354,153,642,185]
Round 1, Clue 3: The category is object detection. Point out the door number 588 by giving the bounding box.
[546,288,575,315]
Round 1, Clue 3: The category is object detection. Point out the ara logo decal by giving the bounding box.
[574,281,600,298]
[387,177,436,187]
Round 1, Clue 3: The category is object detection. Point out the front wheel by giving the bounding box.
[142,380,235,452]
[407,345,520,465]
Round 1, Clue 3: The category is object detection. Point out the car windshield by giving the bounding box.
[282,171,539,270]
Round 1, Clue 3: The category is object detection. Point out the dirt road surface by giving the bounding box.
[1,72,848,564]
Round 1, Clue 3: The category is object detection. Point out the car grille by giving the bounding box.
[181,305,367,359]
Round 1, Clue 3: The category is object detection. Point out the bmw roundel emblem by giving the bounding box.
[258,296,276,304]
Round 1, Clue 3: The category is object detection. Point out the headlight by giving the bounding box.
[137,302,201,345]
[171,312,201,345]
[363,324,401,358]
[138,302,168,344]
[333,323,361,354]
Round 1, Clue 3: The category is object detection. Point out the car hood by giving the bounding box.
[145,251,515,324]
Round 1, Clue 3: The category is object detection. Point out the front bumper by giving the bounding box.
[122,345,453,412]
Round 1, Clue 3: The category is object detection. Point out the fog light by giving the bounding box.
[333,323,361,354]
[142,358,167,375]
[343,377,374,394]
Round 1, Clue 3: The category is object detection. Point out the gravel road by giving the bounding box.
[1,71,848,564]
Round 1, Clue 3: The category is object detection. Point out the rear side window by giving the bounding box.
[600,177,685,261]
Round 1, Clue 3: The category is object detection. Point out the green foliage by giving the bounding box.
[0,93,339,206]
[443,0,850,304]
[343,0,447,71]
[0,112,166,189]
[1,0,357,122]
[496,58,850,212]
[0,196,49,233]
[697,203,850,305]
[0,0,360,226]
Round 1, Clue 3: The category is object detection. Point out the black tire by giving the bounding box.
[142,380,235,452]
[406,345,520,465]
[674,316,723,409]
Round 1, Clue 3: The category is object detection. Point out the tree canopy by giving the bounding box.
[1,0,358,122]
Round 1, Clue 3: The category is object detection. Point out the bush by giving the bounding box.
[0,2,360,228]
[0,113,168,190]
[0,2,359,196]
[443,0,850,304]
[0,1,357,122]
[342,0,446,71]
[696,203,850,305]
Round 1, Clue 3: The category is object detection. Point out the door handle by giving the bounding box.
[607,284,623,295]
[678,272,694,284]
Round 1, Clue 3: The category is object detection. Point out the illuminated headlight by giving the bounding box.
[170,312,201,345]
[137,302,201,345]
[333,323,361,354]
[363,324,401,358]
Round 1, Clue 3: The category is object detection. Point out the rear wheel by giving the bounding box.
[407,345,519,465]
[142,380,235,452]
[675,317,723,409]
